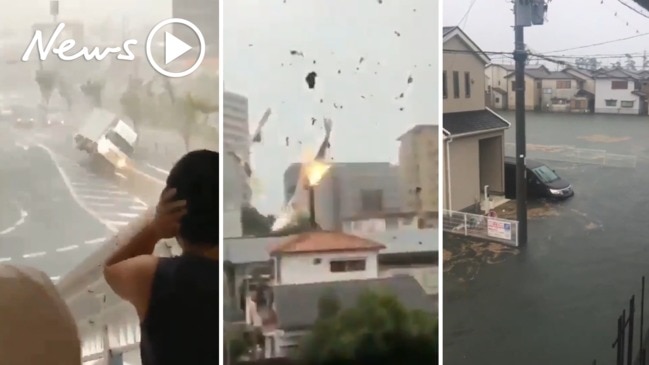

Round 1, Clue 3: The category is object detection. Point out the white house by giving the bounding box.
[593,68,648,115]
[243,231,435,358]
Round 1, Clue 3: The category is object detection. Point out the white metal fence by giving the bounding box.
[505,143,637,169]
[443,210,519,247]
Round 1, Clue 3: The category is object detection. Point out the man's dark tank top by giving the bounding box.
[140,254,219,365]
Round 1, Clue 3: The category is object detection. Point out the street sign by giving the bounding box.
[487,219,512,240]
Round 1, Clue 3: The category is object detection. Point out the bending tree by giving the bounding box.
[299,290,438,365]
[35,69,57,112]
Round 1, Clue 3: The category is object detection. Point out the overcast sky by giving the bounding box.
[0,0,169,31]
[444,0,649,69]
[225,0,438,214]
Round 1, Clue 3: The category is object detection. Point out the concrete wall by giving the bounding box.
[444,131,504,211]
[594,79,641,115]
[398,126,438,212]
[443,36,487,113]
[485,65,512,109]
[277,251,379,285]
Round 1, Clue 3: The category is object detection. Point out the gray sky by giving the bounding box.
[444,0,649,69]
[225,0,438,214]
[0,0,169,31]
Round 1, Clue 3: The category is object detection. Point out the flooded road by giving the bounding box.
[444,112,649,365]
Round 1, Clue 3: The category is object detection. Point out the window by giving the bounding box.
[511,81,516,91]
[360,189,383,212]
[464,72,471,97]
[330,259,366,273]
[495,97,500,103]
[442,71,447,99]
[611,80,628,90]
[453,71,460,98]
[621,100,635,108]
[536,81,542,89]
[605,99,617,107]
[313,258,322,265]
[556,80,571,89]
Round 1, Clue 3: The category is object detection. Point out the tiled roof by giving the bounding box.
[593,68,646,80]
[269,231,386,255]
[505,69,574,80]
[273,276,436,330]
[442,26,456,36]
[443,109,510,136]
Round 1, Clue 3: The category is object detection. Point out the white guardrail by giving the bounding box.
[57,164,176,364]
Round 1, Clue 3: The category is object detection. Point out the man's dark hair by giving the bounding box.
[165,149,219,247]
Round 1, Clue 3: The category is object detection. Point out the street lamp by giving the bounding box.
[304,160,331,229]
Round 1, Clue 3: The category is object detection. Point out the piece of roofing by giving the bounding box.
[269,231,386,255]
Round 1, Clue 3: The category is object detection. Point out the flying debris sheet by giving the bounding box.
[251,108,271,143]
[272,118,333,231]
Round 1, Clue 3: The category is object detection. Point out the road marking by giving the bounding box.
[86,201,116,207]
[130,205,148,211]
[23,251,46,258]
[77,188,127,195]
[0,226,16,235]
[0,257,11,262]
[117,212,140,218]
[85,237,107,245]
[56,245,79,252]
[106,221,129,226]
[146,163,170,175]
[78,195,111,200]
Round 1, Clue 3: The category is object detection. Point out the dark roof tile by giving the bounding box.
[443,109,510,136]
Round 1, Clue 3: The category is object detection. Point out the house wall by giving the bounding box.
[564,69,595,93]
[485,65,512,109]
[540,79,580,100]
[398,126,438,212]
[277,251,379,285]
[507,74,538,111]
[266,330,309,358]
[594,79,640,115]
[443,36,486,113]
[443,130,505,211]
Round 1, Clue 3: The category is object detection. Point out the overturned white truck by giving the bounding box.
[73,109,138,168]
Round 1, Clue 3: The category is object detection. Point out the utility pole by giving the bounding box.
[513,0,548,246]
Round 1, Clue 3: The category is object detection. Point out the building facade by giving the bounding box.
[398,124,437,213]
[223,90,251,206]
[172,0,219,51]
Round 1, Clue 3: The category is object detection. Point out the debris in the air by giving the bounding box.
[356,67,360,71]
[311,117,317,125]
[285,137,289,146]
[377,0,382,3]
[396,92,404,99]
[248,44,253,47]
[359,57,365,64]
[320,99,324,103]
[290,50,304,57]
[394,31,401,37]
[337,70,341,74]
[313,60,316,64]
[361,95,365,99]
[399,107,404,111]
[281,63,284,66]
[305,72,317,89]
[407,75,413,84]
[333,103,343,110]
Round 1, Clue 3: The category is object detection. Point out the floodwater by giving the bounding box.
[444,111,649,365]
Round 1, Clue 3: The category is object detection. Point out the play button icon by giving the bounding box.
[164,32,192,65]
[145,18,206,78]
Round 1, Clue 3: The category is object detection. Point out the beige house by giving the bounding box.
[398,124,437,213]
[504,68,592,112]
[443,26,511,212]
[485,64,515,110]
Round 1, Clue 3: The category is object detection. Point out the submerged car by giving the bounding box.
[505,157,574,199]
[44,112,65,127]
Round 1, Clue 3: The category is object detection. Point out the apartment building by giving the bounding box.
[398,124,437,214]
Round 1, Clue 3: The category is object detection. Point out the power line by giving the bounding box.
[458,0,479,28]
[543,31,649,54]
[617,0,649,19]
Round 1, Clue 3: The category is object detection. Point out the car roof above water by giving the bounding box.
[504,156,546,169]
